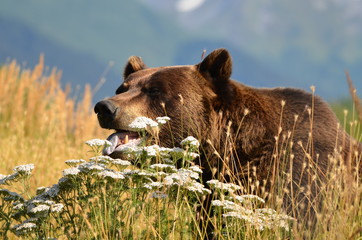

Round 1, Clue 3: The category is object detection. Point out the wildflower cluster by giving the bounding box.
[0,164,34,185]
[209,180,294,232]
[0,116,292,239]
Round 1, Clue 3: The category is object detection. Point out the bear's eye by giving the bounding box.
[147,87,161,96]
[115,84,129,94]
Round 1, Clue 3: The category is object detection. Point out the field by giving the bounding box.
[0,59,361,239]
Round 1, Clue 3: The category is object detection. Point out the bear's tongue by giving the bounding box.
[103,131,141,155]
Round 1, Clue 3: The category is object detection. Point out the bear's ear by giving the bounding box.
[197,48,232,83]
[123,56,147,79]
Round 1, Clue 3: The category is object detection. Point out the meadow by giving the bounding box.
[0,58,361,239]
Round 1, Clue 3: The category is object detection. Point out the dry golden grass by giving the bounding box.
[0,56,111,189]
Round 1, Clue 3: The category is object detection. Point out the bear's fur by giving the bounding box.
[95,49,361,223]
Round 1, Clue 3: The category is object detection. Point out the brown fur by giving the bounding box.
[95,48,361,223]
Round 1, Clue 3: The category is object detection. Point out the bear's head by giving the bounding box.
[94,48,233,158]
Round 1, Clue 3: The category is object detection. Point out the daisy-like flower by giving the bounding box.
[129,116,158,130]
[85,139,112,147]
[13,164,34,175]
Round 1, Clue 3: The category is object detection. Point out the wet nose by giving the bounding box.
[94,100,119,122]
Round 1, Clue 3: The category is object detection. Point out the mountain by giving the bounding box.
[1,0,362,101]
[0,16,119,101]
[143,0,362,99]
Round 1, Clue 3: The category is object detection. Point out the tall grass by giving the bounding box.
[0,56,110,188]
[0,59,361,239]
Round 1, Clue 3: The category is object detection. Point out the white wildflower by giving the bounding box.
[163,175,174,185]
[78,162,105,172]
[39,184,60,198]
[185,181,212,194]
[129,116,158,130]
[211,200,237,209]
[122,169,140,176]
[144,181,163,190]
[29,199,45,204]
[158,147,173,158]
[234,194,265,204]
[0,174,7,184]
[63,167,80,176]
[111,159,132,166]
[150,164,176,170]
[215,196,293,231]
[181,136,200,148]
[13,164,34,175]
[0,189,23,201]
[189,165,203,173]
[143,145,158,157]
[165,168,199,187]
[51,203,64,213]
[156,116,170,125]
[13,203,24,210]
[178,168,199,180]
[44,200,55,205]
[151,191,168,199]
[36,186,47,194]
[187,152,200,159]
[98,170,125,180]
[13,222,37,235]
[207,179,242,193]
[85,139,112,147]
[170,147,185,159]
[28,204,50,214]
[65,159,86,167]
[90,155,114,164]
[0,173,20,185]
[138,171,154,177]
[211,200,224,207]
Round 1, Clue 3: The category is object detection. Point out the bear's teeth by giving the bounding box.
[124,135,129,144]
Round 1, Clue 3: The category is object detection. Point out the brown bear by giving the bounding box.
[94,48,361,230]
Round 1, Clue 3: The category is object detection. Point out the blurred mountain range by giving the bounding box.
[1,0,362,102]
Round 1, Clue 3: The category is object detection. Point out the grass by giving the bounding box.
[0,56,111,189]
[0,59,361,239]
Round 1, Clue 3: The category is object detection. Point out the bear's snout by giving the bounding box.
[94,100,119,128]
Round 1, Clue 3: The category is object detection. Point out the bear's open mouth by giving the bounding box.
[103,130,142,156]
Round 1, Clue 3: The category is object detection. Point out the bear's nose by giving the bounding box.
[94,100,119,122]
